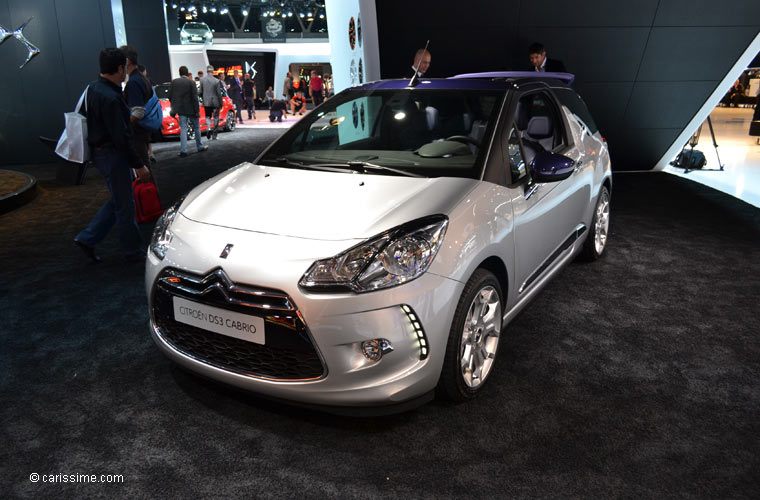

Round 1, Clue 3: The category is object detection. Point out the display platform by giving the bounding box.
[0,169,37,215]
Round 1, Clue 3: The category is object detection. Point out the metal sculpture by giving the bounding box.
[0,18,40,69]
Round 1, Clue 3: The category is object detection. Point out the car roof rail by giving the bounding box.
[449,71,575,85]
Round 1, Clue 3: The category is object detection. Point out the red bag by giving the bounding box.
[133,178,163,223]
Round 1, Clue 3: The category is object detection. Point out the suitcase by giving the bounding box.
[133,178,163,223]
[673,149,706,170]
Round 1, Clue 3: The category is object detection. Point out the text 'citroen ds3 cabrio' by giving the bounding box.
[146,71,612,414]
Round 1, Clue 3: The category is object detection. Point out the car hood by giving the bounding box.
[180,163,479,241]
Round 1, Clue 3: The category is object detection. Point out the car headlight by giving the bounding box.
[150,197,184,260]
[299,215,448,293]
[205,32,213,38]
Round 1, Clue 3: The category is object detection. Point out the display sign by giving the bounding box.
[262,16,286,43]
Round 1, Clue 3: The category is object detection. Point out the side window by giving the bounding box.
[507,126,528,184]
[514,92,565,158]
[554,88,598,134]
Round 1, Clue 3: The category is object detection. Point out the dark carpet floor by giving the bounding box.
[1,128,759,499]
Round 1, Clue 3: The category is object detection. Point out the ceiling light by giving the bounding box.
[242,9,248,15]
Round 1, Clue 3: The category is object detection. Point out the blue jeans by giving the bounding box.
[76,149,144,257]
[179,114,203,153]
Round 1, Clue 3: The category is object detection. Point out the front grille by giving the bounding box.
[152,268,325,381]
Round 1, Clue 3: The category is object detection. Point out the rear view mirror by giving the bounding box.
[532,151,575,182]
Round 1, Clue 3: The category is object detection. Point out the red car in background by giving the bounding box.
[155,82,237,138]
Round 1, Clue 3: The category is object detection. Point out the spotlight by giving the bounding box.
[202,6,207,13]
[319,13,324,18]
[171,2,178,8]
[210,6,216,12]
[242,9,248,15]
[180,6,185,11]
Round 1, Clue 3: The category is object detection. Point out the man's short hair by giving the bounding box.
[206,65,214,72]
[179,66,189,76]
[119,45,138,65]
[99,48,126,75]
[528,42,545,55]
[137,64,146,73]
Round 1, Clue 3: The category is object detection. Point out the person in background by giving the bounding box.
[289,90,305,115]
[722,80,745,107]
[226,70,244,124]
[309,70,324,107]
[527,42,566,72]
[137,64,157,163]
[405,49,431,79]
[242,73,257,120]
[74,48,150,263]
[119,45,151,170]
[168,65,207,157]
[269,98,287,122]
[283,71,293,99]
[265,86,274,109]
[200,65,222,140]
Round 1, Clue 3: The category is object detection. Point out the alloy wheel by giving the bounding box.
[460,285,501,388]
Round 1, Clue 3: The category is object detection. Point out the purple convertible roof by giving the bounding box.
[353,71,575,91]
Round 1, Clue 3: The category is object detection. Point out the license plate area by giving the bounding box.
[173,296,265,345]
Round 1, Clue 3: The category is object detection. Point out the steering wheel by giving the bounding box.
[445,135,481,147]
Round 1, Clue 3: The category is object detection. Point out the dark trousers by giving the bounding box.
[311,89,323,106]
[244,96,255,119]
[75,149,143,257]
[132,125,150,168]
[203,106,220,137]
[233,97,244,123]
[269,109,283,122]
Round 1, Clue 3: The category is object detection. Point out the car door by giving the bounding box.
[505,90,589,296]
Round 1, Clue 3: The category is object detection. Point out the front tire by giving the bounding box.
[581,185,611,261]
[438,269,503,403]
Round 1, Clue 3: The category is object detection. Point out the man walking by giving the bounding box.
[200,65,222,140]
[227,70,244,124]
[119,45,151,169]
[283,71,293,99]
[243,73,256,120]
[74,48,150,263]
[168,65,207,157]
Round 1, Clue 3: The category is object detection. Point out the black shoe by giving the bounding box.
[206,130,212,140]
[74,240,100,263]
[178,152,188,157]
[212,134,218,140]
[149,155,157,163]
[198,145,208,152]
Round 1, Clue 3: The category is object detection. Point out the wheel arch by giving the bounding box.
[474,255,509,305]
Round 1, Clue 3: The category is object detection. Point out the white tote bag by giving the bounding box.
[55,87,90,164]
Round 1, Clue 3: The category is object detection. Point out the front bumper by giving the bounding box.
[146,214,463,407]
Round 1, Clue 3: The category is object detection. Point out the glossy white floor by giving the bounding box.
[664,106,760,207]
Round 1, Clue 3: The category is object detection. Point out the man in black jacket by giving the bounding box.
[74,48,150,263]
[168,65,207,157]
[527,42,566,73]
[119,45,151,168]
[227,70,244,124]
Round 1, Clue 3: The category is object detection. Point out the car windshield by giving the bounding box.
[184,23,207,30]
[155,84,170,99]
[259,88,504,179]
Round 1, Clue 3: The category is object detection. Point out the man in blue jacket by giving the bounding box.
[168,66,207,157]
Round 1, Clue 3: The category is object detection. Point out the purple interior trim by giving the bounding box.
[449,71,575,85]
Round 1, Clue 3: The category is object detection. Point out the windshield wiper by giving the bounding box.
[308,161,422,177]
[262,157,344,172]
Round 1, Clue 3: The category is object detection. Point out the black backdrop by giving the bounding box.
[375,0,760,170]
[206,50,276,101]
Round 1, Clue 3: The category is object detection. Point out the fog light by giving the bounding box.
[361,339,393,361]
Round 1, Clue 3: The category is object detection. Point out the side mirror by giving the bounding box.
[531,151,575,183]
